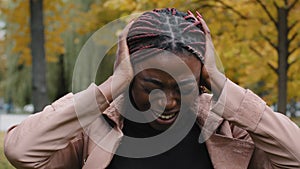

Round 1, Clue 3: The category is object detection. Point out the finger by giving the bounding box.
[115,21,134,69]
[118,21,134,54]
[196,15,212,42]
[198,17,210,35]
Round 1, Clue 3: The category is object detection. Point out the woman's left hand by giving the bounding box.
[98,21,134,102]
[197,14,226,99]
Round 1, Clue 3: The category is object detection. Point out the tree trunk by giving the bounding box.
[55,54,68,100]
[30,0,48,113]
[289,99,296,117]
[277,7,288,114]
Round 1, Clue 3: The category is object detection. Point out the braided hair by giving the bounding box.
[127,8,206,64]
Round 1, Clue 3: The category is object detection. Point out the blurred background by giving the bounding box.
[0,0,300,168]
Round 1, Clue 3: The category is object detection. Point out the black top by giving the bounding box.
[106,119,213,169]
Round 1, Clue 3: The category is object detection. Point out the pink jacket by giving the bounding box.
[4,80,300,169]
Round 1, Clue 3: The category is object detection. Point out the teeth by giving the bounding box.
[153,111,176,120]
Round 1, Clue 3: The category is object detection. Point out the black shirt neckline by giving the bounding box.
[107,118,213,169]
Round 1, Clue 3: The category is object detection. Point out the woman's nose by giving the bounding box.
[165,98,177,110]
[157,93,178,110]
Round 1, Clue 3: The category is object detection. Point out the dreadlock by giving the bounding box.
[127,8,206,64]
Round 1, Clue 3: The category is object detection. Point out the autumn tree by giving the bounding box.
[202,0,300,114]
[254,0,299,113]
[1,0,75,110]
[30,0,48,112]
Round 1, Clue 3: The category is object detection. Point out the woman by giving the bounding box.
[4,8,300,169]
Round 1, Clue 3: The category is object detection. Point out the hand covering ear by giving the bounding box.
[98,21,134,102]
[196,12,226,99]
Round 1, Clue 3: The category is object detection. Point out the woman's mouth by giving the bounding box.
[152,110,179,124]
[153,111,177,120]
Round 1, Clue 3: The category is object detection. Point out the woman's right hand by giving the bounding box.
[114,21,134,76]
[98,21,134,103]
[196,13,226,99]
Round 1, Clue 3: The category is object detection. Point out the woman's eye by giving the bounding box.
[143,86,154,93]
[143,86,164,97]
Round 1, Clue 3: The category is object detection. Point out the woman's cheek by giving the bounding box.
[142,93,151,110]
[133,92,151,111]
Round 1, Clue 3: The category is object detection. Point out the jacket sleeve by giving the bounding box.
[211,79,300,168]
[4,83,110,169]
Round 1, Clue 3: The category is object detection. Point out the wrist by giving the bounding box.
[98,76,113,103]
[98,74,133,103]
[209,71,226,99]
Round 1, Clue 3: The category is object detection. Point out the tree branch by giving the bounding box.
[289,47,298,56]
[194,2,218,9]
[288,20,299,33]
[288,0,299,11]
[267,62,279,74]
[256,0,278,28]
[199,4,217,9]
[288,32,298,45]
[250,45,264,58]
[250,45,278,74]
[288,58,298,70]
[259,30,278,50]
[193,3,220,13]
[216,0,248,19]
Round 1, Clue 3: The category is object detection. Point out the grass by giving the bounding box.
[0,118,299,169]
[0,132,15,169]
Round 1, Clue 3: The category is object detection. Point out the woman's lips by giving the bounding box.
[153,111,176,120]
[151,110,179,124]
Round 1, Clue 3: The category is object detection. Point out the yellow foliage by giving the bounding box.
[104,0,137,11]
[1,0,299,105]
[3,0,74,66]
[43,0,73,62]
[18,47,31,65]
[2,0,31,65]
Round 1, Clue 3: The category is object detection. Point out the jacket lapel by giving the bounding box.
[197,93,255,169]
[83,127,123,169]
[83,96,124,169]
[205,133,255,169]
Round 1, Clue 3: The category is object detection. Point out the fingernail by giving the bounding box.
[187,10,193,15]
[196,11,202,18]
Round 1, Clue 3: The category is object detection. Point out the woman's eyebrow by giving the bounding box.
[143,77,196,87]
[177,78,196,86]
[143,77,163,87]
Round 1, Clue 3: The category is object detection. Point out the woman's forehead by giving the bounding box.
[133,52,201,80]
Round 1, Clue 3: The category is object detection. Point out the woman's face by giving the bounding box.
[130,51,202,131]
